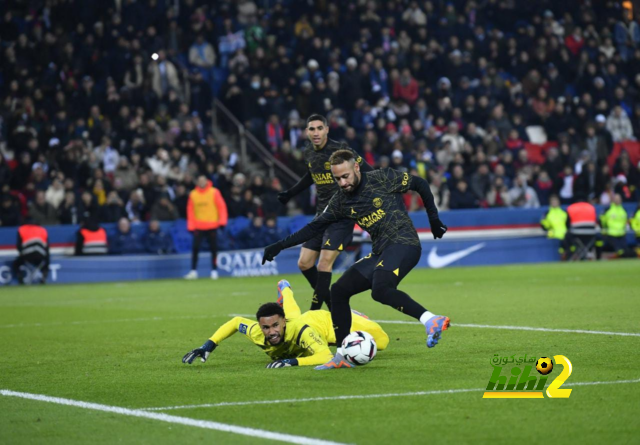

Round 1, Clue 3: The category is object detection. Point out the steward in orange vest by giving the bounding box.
[15,224,50,284]
[566,200,602,259]
[75,220,108,255]
[185,176,229,280]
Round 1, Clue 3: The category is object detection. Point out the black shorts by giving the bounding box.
[351,244,421,283]
[302,218,354,252]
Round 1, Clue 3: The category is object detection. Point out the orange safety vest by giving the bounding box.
[187,180,228,231]
[567,202,597,234]
[80,227,108,255]
[18,225,48,256]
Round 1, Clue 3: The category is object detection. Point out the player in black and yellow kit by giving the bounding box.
[277,115,372,311]
[182,280,389,368]
[263,150,449,369]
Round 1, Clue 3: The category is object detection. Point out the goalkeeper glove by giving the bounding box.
[266,358,298,368]
[277,191,292,205]
[182,340,217,364]
[262,241,284,264]
[429,217,448,239]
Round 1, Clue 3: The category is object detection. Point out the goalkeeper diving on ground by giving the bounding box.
[182,280,389,368]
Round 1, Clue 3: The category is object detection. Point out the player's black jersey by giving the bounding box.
[289,168,423,254]
[302,139,366,215]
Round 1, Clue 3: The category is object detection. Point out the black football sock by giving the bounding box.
[311,271,332,310]
[301,265,318,289]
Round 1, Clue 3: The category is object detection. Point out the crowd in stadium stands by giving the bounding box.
[1,0,639,249]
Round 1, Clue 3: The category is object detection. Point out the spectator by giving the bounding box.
[534,171,554,207]
[94,136,119,175]
[58,191,81,225]
[581,124,610,167]
[150,193,179,221]
[393,69,419,106]
[265,114,284,151]
[606,106,635,142]
[470,164,491,203]
[508,175,540,208]
[143,220,174,254]
[263,215,285,246]
[109,217,144,255]
[0,153,12,188]
[113,157,139,193]
[449,180,479,210]
[125,190,146,222]
[100,191,127,223]
[556,165,576,205]
[148,50,181,99]
[174,184,189,218]
[188,34,216,85]
[0,194,22,227]
[29,191,59,226]
[78,191,99,225]
[45,178,65,210]
[237,215,266,249]
[487,177,511,208]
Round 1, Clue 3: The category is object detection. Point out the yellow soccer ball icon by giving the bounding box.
[535,357,554,375]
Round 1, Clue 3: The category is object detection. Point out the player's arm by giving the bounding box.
[262,196,344,263]
[381,168,447,238]
[278,172,314,204]
[182,316,256,364]
[409,175,447,238]
[266,325,333,368]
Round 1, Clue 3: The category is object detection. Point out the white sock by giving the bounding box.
[420,311,436,325]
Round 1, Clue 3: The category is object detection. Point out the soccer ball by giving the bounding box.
[535,357,554,375]
[341,331,377,366]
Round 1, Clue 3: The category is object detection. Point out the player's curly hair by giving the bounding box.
[256,302,285,321]
[329,149,356,165]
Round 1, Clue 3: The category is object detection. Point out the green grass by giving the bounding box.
[1,261,639,444]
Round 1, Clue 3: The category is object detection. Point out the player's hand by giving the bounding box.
[429,218,448,239]
[277,191,292,205]
[182,340,217,364]
[266,358,298,368]
[262,241,284,264]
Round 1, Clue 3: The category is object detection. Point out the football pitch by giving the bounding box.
[1,261,638,444]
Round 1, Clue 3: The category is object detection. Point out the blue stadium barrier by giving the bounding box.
[0,237,560,286]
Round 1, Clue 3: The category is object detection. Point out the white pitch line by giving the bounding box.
[141,388,481,411]
[0,390,347,445]
[376,320,640,337]
[141,378,640,412]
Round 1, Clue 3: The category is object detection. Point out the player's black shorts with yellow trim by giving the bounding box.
[302,218,354,252]
[351,244,421,282]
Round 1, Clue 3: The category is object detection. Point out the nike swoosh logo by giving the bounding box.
[427,243,486,269]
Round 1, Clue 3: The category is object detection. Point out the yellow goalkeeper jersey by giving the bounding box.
[209,286,334,366]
